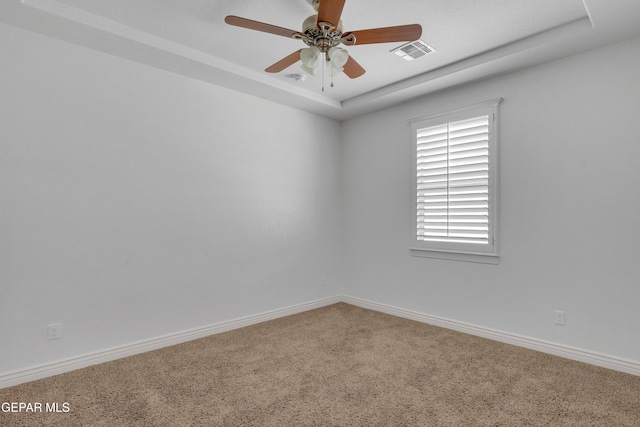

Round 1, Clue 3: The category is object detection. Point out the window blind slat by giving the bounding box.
[448,163,488,176]
[417,147,448,158]
[417,153,448,164]
[417,160,448,171]
[448,170,488,181]
[450,129,488,143]
[446,201,489,209]
[449,155,488,168]
[417,235,488,244]
[450,117,489,130]
[416,125,448,138]
[417,176,448,186]
[417,136,448,145]
[449,148,488,160]
[448,185,487,195]
[449,136,488,149]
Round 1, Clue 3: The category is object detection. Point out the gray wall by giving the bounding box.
[2,20,639,377]
[0,23,343,372]
[342,36,640,362]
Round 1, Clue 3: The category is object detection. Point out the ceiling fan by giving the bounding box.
[224,0,422,81]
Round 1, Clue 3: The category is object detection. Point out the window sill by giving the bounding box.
[410,248,500,265]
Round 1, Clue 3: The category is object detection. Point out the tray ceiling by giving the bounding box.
[2,0,640,120]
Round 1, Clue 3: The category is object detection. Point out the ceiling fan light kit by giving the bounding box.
[224,0,422,89]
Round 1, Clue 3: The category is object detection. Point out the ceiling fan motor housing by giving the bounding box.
[301,14,349,52]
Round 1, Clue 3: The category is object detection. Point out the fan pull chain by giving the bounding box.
[321,52,325,92]
[329,53,334,88]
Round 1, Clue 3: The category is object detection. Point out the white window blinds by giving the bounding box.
[416,115,490,244]
[410,98,501,259]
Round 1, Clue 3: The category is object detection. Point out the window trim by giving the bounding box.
[409,98,503,263]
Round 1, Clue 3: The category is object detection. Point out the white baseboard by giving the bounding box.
[2,294,638,390]
[342,295,640,377]
[0,296,341,390]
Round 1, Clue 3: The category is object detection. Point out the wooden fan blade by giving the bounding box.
[265,50,302,73]
[345,24,422,45]
[225,16,304,39]
[343,55,365,79]
[317,0,346,28]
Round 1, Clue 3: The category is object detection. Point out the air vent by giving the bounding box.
[390,39,436,61]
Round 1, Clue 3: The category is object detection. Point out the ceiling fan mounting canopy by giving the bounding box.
[224,0,422,79]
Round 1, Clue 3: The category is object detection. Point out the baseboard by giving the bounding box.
[0,296,341,390]
[342,295,640,377]
[3,294,639,390]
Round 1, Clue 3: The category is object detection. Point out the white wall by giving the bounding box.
[342,36,640,362]
[0,23,343,373]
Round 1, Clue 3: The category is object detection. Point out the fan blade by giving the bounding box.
[343,56,365,79]
[265,50,302,73]
[317,0,346,28]
[225,16,304,39]
[345,24,422,45]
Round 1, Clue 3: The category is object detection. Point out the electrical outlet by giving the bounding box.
[48,323,62,340]
[554,310,565,326]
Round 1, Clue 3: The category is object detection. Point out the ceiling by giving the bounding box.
[2,0,640,120]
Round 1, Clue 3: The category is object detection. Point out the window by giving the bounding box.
[410,98,502,263]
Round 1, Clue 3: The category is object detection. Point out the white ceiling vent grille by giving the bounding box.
[391,40,436,61]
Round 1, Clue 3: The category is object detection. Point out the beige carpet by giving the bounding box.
[1,303,640,426]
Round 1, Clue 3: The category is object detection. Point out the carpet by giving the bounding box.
[1,303,639,426]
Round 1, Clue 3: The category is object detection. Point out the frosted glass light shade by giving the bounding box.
[328,47,349,68]
[300,46,321,75]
